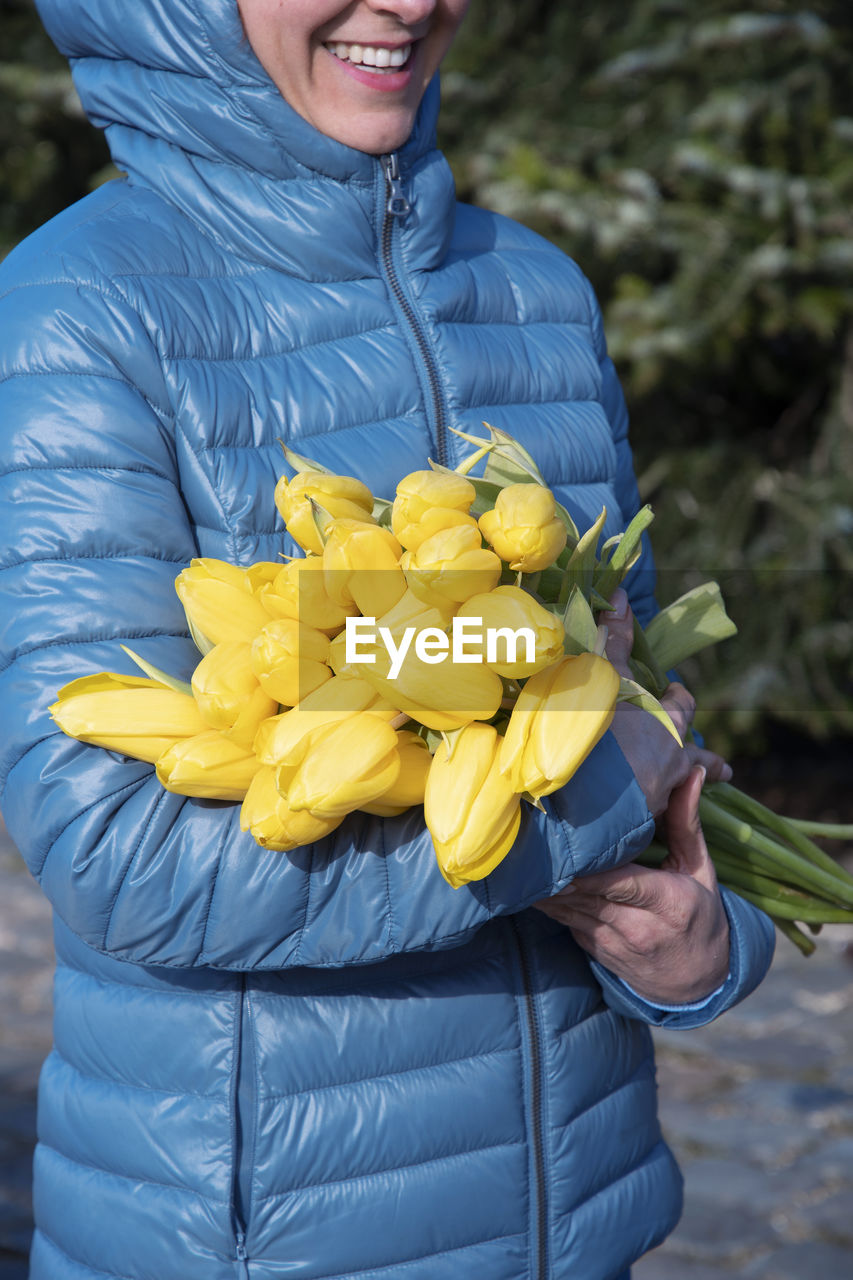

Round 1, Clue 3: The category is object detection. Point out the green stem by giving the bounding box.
[772,918,818,957]
[787,819,853,841]
[700,795,853,909]
[706,823,849,906]
[717,883,853,924]
[707,847,848,917]
[709,782,853,884]
[629,620,669,699]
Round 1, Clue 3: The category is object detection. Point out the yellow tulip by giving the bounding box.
[403,523,502,608]
[240,765,344,851]
[356,642,503,732]
[175,558,271,648]
[424,722,522,888]
[256,556,355,635]
[156,730,262,800]
[391,470,477,550]
[329,587,453,677]
[250,618,332,707]
[254,675,398,766]
[245,561,283,593]
[393,505,478,553]
[322,519,407,619]
[499,653,620,799]
[455,585,565,679]
[282,712,402,819]
[50,672,209,764]
[478,483,567,572]
[360,730,433,816]
[191,641,279,749]
[275,472,375,555]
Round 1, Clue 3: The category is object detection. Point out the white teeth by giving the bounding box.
[327,42,411,71]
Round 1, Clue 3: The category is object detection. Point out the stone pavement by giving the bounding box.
[1,818,851,1279]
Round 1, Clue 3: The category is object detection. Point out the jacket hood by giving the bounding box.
[34,0,453,279]
[35,0,441,183]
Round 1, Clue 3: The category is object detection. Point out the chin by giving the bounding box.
[319,111,417,157]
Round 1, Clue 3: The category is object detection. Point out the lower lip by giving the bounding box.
[326,47,416,93]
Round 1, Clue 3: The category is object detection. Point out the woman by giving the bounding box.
[0,2,774,1277]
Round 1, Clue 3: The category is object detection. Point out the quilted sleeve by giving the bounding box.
[0,267,654,971]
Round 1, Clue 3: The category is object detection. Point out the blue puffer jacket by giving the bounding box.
[0,2,774,1277]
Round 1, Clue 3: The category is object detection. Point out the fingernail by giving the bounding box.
[695,765,707,786]
[721,764,733,782]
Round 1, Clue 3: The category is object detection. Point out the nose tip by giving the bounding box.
[368,0,437,21]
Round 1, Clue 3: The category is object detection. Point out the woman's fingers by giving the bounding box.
[602,587,635,676]
[660,766,719,893]
[659,680,696,743]
[685,740,733,783]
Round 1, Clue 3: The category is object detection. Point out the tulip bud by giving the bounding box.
[329,588,453,677]
[240,765,344,851]
[360,731,433,816]
[176,559,272,648]
[356,642,503,733]
[191,641,279,749]
[499,652,620,799]
[256,556,355,635]
[455,586,565,679]
[250,618,332,707]
[283,713,401,819]
[403,523,502,608]
[275,472,375,555]
[245,562,284,594]
[478,484,567,572]
[322,519,407,619]
[254,675,398,766]
[50,672,209,764]
[156,730,263,800]
[392,470,477,550]
[424,722,522,888]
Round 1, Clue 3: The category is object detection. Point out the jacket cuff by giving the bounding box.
[590,887,776,1028]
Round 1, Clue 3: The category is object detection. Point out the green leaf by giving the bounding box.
[644,581,738,672]
[278,439,333,476]
[121,645,194,695]
[449,422,547,487]
[561,505,608,598]
[593,506,655,600]
[372,495,394,527]
[562,586,599,654]
[617,677,683,743]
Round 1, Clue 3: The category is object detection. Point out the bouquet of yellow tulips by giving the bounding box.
[50,424,853,951]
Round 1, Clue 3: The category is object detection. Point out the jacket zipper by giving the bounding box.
[232,976,254,1277]
[379,152,449,467]
[509,917,548,1280]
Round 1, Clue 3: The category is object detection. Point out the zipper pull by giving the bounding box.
[236,1232,249,1278]
[382,153,411,218]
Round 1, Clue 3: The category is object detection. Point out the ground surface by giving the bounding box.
[1,795,851,1280]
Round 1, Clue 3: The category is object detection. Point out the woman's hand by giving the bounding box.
[535,766,730,1005]
[604,588,731,816]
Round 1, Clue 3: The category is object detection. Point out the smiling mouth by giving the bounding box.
[325,42,414,72]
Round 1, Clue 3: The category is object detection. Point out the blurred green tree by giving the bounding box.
[442,0,853,750]
[0,0,111,258]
